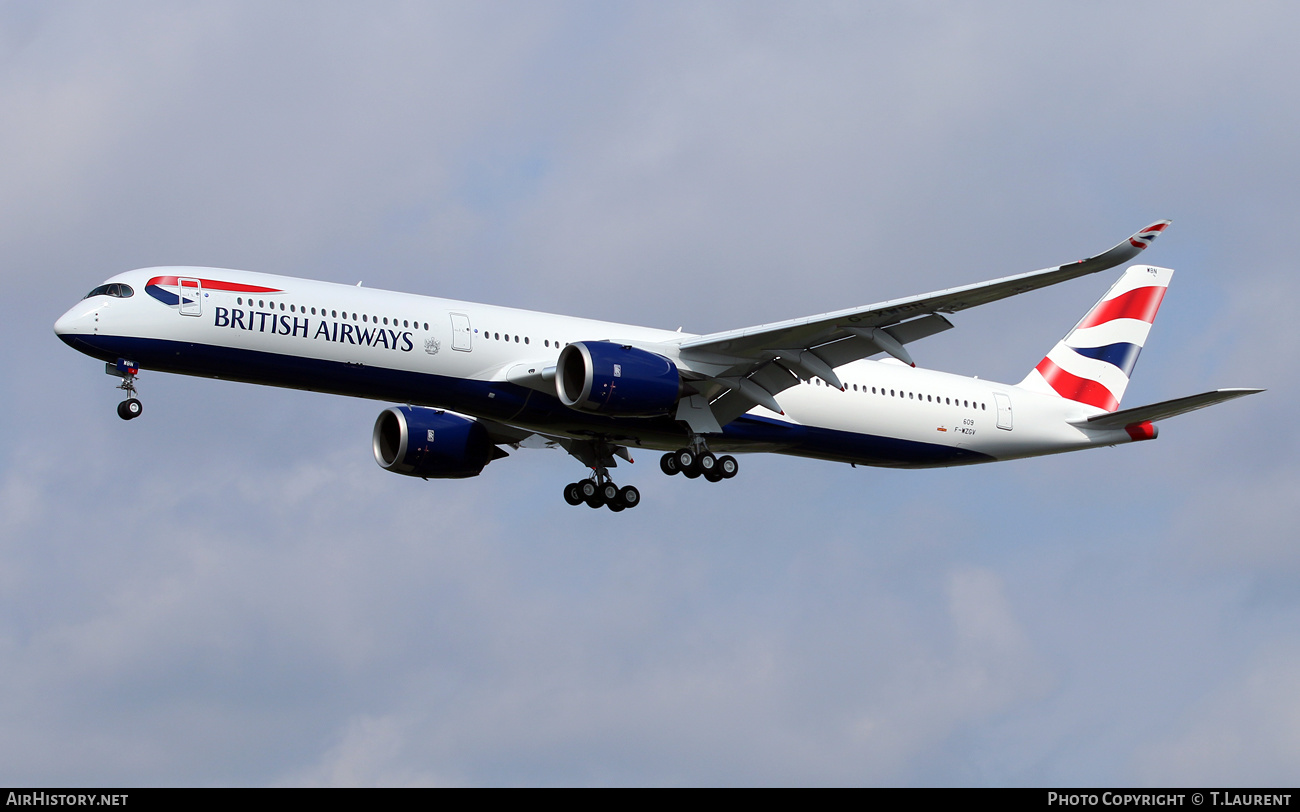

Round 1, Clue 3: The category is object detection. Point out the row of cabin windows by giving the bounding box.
[809,376,986,410]
[481,331,570,349]
[233,295,572,350]
[236,297,430,331]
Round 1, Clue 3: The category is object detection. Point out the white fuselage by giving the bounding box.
[55,266,1136,470]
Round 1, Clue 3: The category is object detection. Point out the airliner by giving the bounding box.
[54,221,1261,511]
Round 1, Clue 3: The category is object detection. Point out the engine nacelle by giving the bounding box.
[557,341,681,416]
[372,406,496,479]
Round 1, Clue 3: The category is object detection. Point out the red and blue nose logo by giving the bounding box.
[146,276,281,308]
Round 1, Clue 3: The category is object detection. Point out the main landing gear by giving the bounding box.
[107,359,143,421]
[562,476,641,512]
[659,440,738,483]
[559,438,640,512]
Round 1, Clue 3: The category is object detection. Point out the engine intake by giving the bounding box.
[372,406,497,479]
[557,341,681,416]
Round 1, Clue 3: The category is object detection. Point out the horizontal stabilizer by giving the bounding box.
[1070,388,1264,429]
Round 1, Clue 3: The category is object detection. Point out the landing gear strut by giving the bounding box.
[107,359,143,421]
[660,436,737,483]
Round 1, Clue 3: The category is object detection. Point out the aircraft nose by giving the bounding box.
[53,300,98,343]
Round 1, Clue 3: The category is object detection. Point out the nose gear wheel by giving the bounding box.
[107,359,143,421]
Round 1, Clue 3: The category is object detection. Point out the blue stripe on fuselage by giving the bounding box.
[60,333,989,469]
[145,285,180,306]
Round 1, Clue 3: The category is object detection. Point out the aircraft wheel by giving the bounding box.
[698,453,717,475]
[563,483,584,506]
[117,398,143,421]
[618,485,640,509]
[718,455,739,479]
[660,453,679,476]
[703,468,723,483]
[607,501,625,512]
[600,482,620,504]
[675,449,697,474]
[580,480,603,507]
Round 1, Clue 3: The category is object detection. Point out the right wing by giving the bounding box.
[663,221,1172,426]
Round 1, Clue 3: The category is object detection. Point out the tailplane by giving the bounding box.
[1018,265,1172,412]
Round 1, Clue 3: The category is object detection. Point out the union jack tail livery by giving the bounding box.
[1018,265,1172,412]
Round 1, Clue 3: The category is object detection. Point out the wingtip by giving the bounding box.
[1129,220,1172,251]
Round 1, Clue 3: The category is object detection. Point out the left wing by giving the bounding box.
[664,220,1170,426]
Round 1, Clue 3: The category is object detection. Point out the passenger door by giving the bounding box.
[994,392,1013,430]
[450,313,472,351]
[178,278,202,316]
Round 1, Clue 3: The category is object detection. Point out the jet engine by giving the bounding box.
[372,406,499,479]
[557,341,681,416]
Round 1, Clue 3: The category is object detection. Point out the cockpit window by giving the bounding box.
[83,283,134,299]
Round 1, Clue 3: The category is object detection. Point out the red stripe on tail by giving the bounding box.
[1035,358,1119,411]
[1077,285,1167,329]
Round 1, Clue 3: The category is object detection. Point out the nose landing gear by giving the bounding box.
[107,359,143,420]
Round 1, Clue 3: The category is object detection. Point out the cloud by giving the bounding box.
[1136,649,1300,786]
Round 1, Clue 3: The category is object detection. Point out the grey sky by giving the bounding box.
[2,1,1296,786]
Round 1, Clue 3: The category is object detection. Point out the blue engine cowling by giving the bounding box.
[557,341,681,416]
[372,406,497,479]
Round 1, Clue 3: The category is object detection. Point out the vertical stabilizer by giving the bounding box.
[1018,265,1173,412]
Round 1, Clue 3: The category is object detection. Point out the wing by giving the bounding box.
[665,220,1171,426]
[476,417,635,472]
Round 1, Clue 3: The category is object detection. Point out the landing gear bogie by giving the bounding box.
[562,478,640,512]
[661,445,738,483]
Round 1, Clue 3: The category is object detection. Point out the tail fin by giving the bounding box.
[1018,265,1173,412]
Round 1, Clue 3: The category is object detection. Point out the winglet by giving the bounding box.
[1061,220,1172,278]
[1128,220,1171,251]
